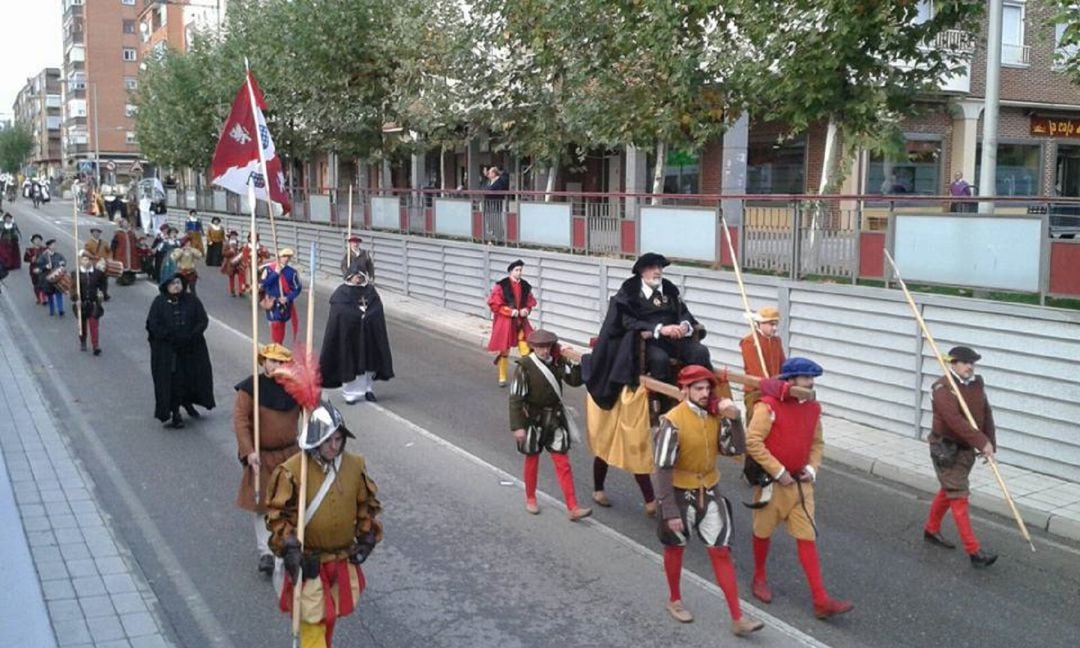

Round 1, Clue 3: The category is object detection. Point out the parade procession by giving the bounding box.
[2,2,1080,648]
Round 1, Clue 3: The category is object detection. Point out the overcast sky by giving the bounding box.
[0,0,63,119]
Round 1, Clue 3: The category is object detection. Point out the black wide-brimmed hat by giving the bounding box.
[946,346,981,363]
[632,252,670,276]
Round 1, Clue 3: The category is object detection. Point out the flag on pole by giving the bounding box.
[210,71,292,214]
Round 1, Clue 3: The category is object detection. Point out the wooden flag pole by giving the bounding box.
[346,184,354,267]
[721,214,769,379]
[290,241,319,646]
[884,250,1035,552]
[247,182,262,505]
[243,59,280,255]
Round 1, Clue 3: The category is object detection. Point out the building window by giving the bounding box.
[126,131,137,144]
[123,19,136,34]
[121,0,135,5]
[975,144,1041,196]
[123,48,137,62]
[867,138,942,195]
[748,138,806,194]
[646,149,700,194]
[124,104,137,117]
[1001,2,1028,66]
[124,76,138,91]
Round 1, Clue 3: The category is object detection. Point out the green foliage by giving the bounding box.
[1054,0,1080,76]
[0,124,35,174]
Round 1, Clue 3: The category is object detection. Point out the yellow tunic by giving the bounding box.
[663,401,721,490]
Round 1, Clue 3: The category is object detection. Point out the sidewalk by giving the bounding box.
[0,295,174,648]
[367,286,1080,545]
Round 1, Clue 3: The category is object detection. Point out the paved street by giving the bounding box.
[2,198,1079,648]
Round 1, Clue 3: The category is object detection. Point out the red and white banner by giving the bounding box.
[210,71,292,214]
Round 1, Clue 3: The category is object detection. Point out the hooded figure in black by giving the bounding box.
[319,261,394,404]
[584,253,710,409]
[146,273,215,427]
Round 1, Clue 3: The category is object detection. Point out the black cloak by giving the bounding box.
[146,273,215,421]
[319,281,394,388]
[583,275,700,409]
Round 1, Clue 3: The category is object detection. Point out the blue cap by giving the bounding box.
[778,357,823,380]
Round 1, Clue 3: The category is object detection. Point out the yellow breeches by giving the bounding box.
[498,331,531,383]
[517,329,530,356]
[300,622,327,648]
[498,356,509,383]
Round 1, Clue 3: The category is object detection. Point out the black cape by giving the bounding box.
[233,374,298,412]
[319,282,394,388]
[583,276,699,409]
[146,274,215,421]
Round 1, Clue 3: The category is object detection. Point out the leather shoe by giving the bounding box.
[525,500,539,515]
[731,616,764,637]
[923,530,956,549]
[644,500,658,518]
[568,507,593,522]
[970,550,998,568]
[257,554,275,575]
[183,404,201,418]
[592,491,612,507]
[365,392,377,403]
[814,598,854,620]
[666,600,693,623]
[751,578,772,604]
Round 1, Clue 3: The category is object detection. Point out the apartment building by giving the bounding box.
[12,68,63,178]
[61,0,142,182]
[138,0,228,58]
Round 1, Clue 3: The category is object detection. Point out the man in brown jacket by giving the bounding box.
[233,343,301,574]
[922,345,998,568]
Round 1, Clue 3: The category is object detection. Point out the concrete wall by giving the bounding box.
[176,210,1080,482]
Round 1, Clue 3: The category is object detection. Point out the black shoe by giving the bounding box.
[923,530,955,550]
[79,339,87,352]
[58,312,64,318]
[103,295,111,302]
[970,550,997,568]
[164,413,185,429]
[183,404,201,418]
[258,554,275,575]
[93,348,101,356]
[365,392,377,403]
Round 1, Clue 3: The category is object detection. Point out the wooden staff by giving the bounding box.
[243,60,280,256]
[72,196,82,336]
[884,250,1035,552]
[291,241,318,645]
[247,181,262,505]
[560,346,814,402]
[721,214,769,382]
[346,184,354,267]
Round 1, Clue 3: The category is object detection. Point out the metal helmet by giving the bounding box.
[299,400,354,450]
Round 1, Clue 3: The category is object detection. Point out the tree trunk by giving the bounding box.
[440,146,447,191]
[803,119,843,275]
[544,162,557,203]
[650,140,666,205]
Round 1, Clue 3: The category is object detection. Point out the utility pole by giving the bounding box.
[978,0,1003,214]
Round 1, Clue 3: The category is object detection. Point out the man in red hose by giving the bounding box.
[487,259,535,387]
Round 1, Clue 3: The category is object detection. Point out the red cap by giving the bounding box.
[348,235,362,243]
[676,365,717,387]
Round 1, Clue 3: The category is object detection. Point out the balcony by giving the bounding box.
[932,29,976,54]
[1002,43,1031,66]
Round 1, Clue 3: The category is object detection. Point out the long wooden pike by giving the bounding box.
[291,241,319,646]
[243,59,279,255]
[247,181,262,505]
[721,214,769,381]
[884,250,1035,552]
[346,184,354,268]
[559,346,814,402]
[72,194,82,335]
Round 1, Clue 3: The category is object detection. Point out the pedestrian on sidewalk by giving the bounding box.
[22,234,46,304]
[339,235,374,283]
[319,262,394,404]
[739,306,785,427]
[83,227,112,301]
[232,343,301,575]
[509,329,592,521]
[653,365,763,636]
[70,251,106,356]
[146,273,215,428]
[266,400,382,648]
[486,259,535,387]
[260,248,302,345]
[745,358,854,620]
[36,239,67,317]
[922,345,999,568]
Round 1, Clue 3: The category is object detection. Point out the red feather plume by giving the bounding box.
[272,343,322,411]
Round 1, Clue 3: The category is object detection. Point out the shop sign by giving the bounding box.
[1030,116,1080,138]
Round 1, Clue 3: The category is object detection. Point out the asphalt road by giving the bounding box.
[3,199,1079,648]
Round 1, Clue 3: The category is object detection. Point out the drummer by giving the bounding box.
[35,239,67,317]
[83,226,111,301]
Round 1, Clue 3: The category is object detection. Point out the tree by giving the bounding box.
[0,124,35,174]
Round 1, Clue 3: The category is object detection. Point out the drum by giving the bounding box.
[46,267,66,285]
[56,272,73,294]
[104,259,124,278]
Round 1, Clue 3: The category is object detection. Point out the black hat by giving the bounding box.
[632,252,670,276]
[89,227,102,234]
[947,346,981,364]
[45,238,56,246]
[507,259,524,273]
